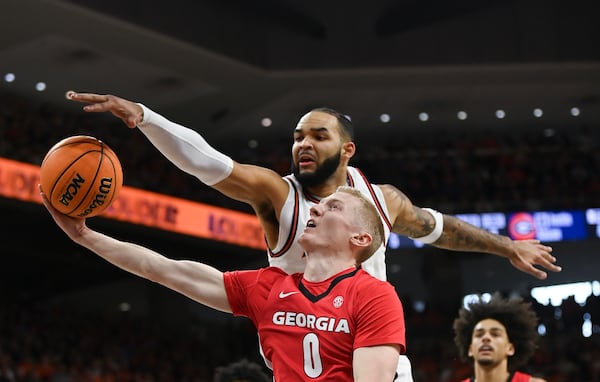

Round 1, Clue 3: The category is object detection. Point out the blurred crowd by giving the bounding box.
[1,92,599,215]
[0,291,598,381]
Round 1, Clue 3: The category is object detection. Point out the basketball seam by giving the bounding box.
[66,145,105,216]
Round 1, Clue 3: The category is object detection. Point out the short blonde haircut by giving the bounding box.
[336,186,384,264]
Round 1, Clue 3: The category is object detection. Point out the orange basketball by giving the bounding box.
[40,135,123,218]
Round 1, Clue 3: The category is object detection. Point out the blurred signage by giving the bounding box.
[389,209,599,249]
[2,157,598,251]
[0,157,266,250]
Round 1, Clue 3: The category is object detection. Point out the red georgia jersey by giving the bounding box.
[224,266,406,381]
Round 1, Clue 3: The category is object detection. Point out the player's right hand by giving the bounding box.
[66,91,143,128]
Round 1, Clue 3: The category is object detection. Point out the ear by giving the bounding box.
[350,231,372,248]
[506,342,515,357]
[341,141,355,160]
[468,344,474,358]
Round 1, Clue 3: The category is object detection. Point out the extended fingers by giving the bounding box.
[530,268,548,280]
[538,250,562,272]
[524,248,561,280]
[512,241,561,280]
[65,90,112,105]
[535,243,561,271]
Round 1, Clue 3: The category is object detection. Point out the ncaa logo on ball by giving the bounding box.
[59,172,86,207]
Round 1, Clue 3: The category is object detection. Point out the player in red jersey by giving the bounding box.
[41,186,405,381]
[453,293,547,382]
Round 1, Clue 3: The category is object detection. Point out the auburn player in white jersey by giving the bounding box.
[42,186,406,381]
[67,91,561,381]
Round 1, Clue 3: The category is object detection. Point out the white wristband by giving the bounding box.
[411,208,444,244]
[136,103,233,185]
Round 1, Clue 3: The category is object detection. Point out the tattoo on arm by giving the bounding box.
[384,183,510,253]
[433,215,509,253]
[386,185,435,238]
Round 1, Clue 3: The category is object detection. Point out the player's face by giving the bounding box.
[292,111,344,187]
[468,318,515,368]
[299,191,359,253]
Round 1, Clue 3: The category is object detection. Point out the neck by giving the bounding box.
[473,362,511,382]
[303,253,356,282]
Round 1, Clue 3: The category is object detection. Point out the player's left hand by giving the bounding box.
[507,239,561,280]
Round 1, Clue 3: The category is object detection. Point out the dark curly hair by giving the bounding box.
[213,358,271,382]
[452,292,540,371]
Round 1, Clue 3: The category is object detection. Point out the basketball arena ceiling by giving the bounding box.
[1,0,599,153]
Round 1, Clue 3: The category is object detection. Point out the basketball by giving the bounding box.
[40,135,123,218]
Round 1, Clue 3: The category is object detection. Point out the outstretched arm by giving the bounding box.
[380,184,561,280]
[65,91,290,246]
[65,92,288,206]
[41,189,232,313]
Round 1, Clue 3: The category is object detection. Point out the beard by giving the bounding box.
[475,357,497,367]
[293,151,342,188]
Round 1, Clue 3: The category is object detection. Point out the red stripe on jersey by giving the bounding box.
[354,168,393,231]
[268,178,300,258]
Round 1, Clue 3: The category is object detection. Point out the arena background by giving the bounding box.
[1,0,599,380]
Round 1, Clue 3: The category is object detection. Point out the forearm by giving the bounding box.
[75,227,169,281]
[353,346,399,381]
[432,215,514,257]
[136,104,233,185]
[74,228,231,311]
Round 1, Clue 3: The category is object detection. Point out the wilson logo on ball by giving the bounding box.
[78,177,115,217]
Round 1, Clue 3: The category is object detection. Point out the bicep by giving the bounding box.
[213,162,289,211]
[353,345,399,381]
[380,184,437,238]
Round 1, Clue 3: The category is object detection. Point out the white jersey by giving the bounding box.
[268,166,392,281]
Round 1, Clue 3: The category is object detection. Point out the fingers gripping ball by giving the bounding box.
[40,135,123,217]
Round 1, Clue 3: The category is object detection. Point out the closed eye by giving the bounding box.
[327,201,342,210]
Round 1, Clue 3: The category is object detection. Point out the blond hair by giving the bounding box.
[336,186,384,264]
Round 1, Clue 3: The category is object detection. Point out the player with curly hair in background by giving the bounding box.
[453,293,547,382]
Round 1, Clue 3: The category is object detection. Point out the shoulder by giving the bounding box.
[260,266,291,279]
[356,269,387,282]
[377,183,410,201]
[513,371,546,382]
[225,266,288,284]
[354,270,398,295]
